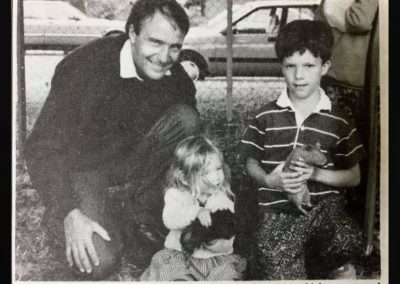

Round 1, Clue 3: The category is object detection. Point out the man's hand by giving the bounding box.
[266,162,306,194]
[64,209,111,273]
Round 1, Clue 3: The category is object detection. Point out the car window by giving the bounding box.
[286,7,315,23]
[207,5,238,27]
[233,7,283,36]
[24,4,45,19]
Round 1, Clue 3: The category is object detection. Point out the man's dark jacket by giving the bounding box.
[24,34,197,221]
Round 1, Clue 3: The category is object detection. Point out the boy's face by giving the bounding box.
[281,49,330,101]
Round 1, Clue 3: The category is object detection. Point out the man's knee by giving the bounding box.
[87,233,123,280]
[50,226,123,280]
[165,104,202,136]
[44,220,120,280]
[90,256,118,280]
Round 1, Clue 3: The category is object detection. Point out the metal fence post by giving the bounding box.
[16,0,27,156]
[226,0,233,122]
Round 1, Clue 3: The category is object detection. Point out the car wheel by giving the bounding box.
[179,51,207,81]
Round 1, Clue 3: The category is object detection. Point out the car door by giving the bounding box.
[230,7,283,77]
[43,5,85,47]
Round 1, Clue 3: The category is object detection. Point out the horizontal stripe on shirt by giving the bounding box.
[256,108,291,118]
[258,125,341,142]
[259,200,288,206]
[260,161,335,171]
[257,186,342,207]
[259,187,282,192]
[241,140,264,151]
[310,190,340,195]
[335,144,364,157]
[249,125,265,135]
[336,128,357,145]
[264,126,298,132]
[316,112,349,125]
[258,187,340,196]
[261,160,283,165]
[302,126,340,139]
[263,142,296,148]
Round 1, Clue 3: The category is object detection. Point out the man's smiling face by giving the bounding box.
[129,10,185,80]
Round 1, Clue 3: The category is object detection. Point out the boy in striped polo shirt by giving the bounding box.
[239,20,366,280]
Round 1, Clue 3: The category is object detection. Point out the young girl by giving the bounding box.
[140,136,247,281]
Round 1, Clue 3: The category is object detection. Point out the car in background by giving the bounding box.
[179,0,321,79]
[24,0,125,51]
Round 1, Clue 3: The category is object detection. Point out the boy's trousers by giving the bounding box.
[44,104,201,280]
[248,195,365,280]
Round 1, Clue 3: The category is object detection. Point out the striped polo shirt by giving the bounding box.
[239,88,366,213]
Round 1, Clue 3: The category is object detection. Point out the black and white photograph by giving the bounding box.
[12,0,388,282]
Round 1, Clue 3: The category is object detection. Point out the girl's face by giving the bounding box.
[196,154,225,204]
[202,154,225,188]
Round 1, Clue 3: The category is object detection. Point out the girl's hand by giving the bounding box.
[267,162,305,193]
[289,158,316,182]
[196,208,212,227]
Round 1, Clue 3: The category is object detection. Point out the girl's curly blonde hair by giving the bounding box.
[165,135,234,200]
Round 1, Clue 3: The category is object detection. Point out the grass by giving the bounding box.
[15,54,380,280]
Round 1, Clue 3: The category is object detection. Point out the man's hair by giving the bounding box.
[125,0,190,36]
[275,20,334,63]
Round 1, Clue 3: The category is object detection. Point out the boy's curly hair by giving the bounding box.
[275,20,334,63]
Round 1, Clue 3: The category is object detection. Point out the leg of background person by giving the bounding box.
[124,104,202,266]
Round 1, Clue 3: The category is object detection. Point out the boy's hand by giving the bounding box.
[196,208,212,227]
[289,158,317,182]
[267,162,305,193]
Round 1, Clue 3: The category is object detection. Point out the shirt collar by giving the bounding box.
[276,87,332,112]
[119,39,171,80]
